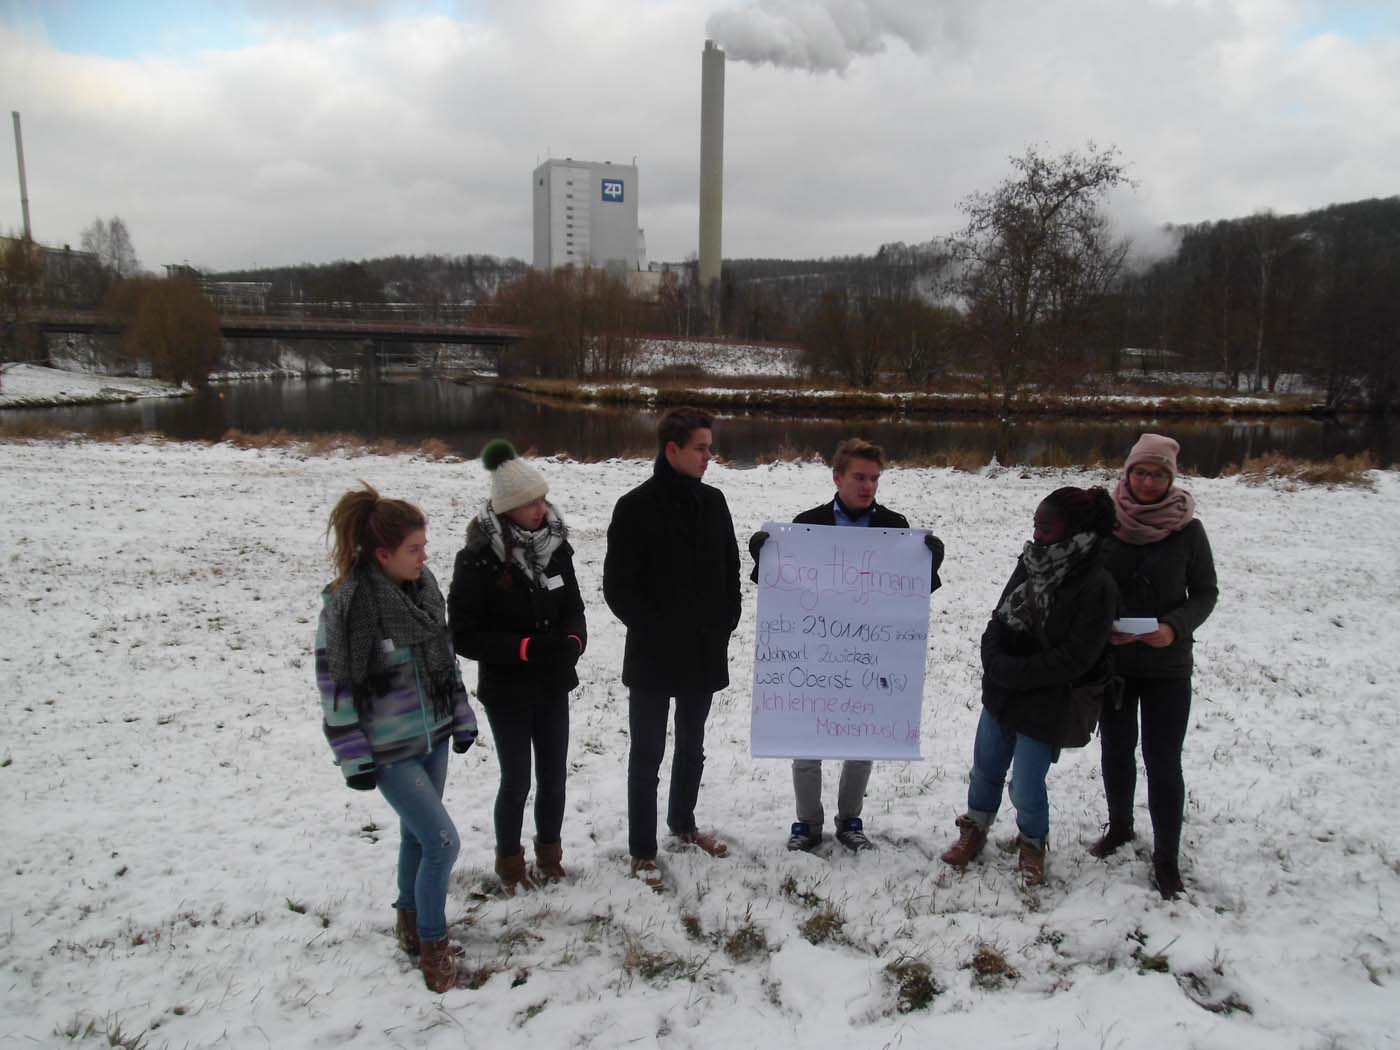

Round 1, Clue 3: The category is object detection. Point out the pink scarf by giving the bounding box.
[1113,475,1195,545]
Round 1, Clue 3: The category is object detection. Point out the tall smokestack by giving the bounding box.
[699,40,724,294]
[12,111,32,241]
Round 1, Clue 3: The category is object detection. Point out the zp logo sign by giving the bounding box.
[601,179,624,203]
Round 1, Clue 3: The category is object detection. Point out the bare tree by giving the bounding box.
[103,276,223,385]
[953,143,1133,402]
[1,236,45,362]
[81,216,140,278]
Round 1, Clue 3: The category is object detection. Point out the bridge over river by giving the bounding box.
[32,308,530,369]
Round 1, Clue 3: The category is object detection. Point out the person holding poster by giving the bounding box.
[1092,434,1217,899]
[749,438,945,853]
[604,407,741,890]
[940,487,1117,886]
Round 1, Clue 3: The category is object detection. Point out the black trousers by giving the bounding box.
[627,690,713,860]
[482,692,570,858]
[1098,675,1192,863]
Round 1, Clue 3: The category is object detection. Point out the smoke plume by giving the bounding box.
[705,0,961,74]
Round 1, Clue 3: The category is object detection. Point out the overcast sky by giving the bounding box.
[2,0,1397,273]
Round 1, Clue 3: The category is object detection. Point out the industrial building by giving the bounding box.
[531,158,641,273]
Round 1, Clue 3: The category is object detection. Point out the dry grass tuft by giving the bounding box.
[754,444,823,465]
[0,418,72,441]
[967,942,1019,989]
[886,956,941,1013]
[722,917,770,963]
[218,428,465,460]
[620,931,702,982]
[798,903,846,946]
[896,448,992,472]
[1222,451,1376,488]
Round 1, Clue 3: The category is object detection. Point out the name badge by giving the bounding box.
[380,638,395,653]
[545,575,564,591]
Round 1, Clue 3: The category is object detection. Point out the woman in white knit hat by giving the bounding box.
[1091,433,1218,899]
[448,440,586,894]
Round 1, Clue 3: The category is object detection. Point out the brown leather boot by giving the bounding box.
[495,851,537,896]
[535,840,566,883]
[420,937,459,993]
[396,909,462,958]
[630,856,665,892]
[675,830,729,857]
[940,815,987,867]
[1088,823,1135,859]
[395,908,420,956]
[1017,836,1047,886]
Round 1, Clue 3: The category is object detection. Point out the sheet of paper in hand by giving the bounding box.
[751,522,934,760]
[1113,617,1159,635]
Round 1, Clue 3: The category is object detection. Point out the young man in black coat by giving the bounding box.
[749,439,945,853]
[603,406,741,888]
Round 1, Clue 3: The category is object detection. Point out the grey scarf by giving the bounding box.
[322,563,456,718]
[995,532,1099,636]
[472,500,567,587]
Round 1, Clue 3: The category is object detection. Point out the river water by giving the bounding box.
[15,377,1393,474]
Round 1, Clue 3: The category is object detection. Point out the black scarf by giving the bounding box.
[995,532,1099,636]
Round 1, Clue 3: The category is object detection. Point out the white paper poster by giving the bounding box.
[750,522,933,760]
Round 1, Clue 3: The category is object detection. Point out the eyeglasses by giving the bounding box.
[1129,467,1171,482]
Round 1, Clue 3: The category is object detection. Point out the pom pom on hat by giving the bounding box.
[481,438,547,513]
[482,438,517,472]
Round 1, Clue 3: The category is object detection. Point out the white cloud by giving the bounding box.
[0,0,1396,270]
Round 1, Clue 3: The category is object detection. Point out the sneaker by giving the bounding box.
[835,817,876,852]
[630,856,665,892]
[1088,823,1135,859]
[940,815,987,867]
[675,830,729,858]
[1017,835,1047,886]
[786,821,823,852]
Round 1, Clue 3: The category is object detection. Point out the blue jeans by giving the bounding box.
[376,742,459,943]
[966,708,1054,846]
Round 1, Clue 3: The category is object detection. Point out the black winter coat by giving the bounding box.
[448,517,587,705]
[1101,519,1217,679]
[980,554,1118,745]
[603,455,741,694]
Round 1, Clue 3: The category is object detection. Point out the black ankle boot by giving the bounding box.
[1152,857,1184,899]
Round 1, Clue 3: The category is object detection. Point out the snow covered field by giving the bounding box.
[2,440,1397,1050]
[0,363,188,408]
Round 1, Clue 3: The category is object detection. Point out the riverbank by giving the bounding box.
[498,376,1320,417]
[0,363,190,409]
[3,439,1398,1049]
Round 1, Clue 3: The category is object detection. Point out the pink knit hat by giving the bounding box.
[1125,433,1180,477]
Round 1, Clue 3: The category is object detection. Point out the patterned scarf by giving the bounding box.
[996,531,1100,636]
[321,562,456,718]
[1113,475,1196,545]
[472,500,567,586]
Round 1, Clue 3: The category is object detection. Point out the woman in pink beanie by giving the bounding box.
[1091,434,1218,899]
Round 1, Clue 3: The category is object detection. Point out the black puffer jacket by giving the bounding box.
[603,455,741,694]
[1101,520,1217,679]
[980,553,1118,745]
[448,517,587,705]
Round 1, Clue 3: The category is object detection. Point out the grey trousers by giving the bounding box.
[792,759,873,826]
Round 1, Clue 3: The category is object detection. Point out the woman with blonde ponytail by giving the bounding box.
[316,482,478,993]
